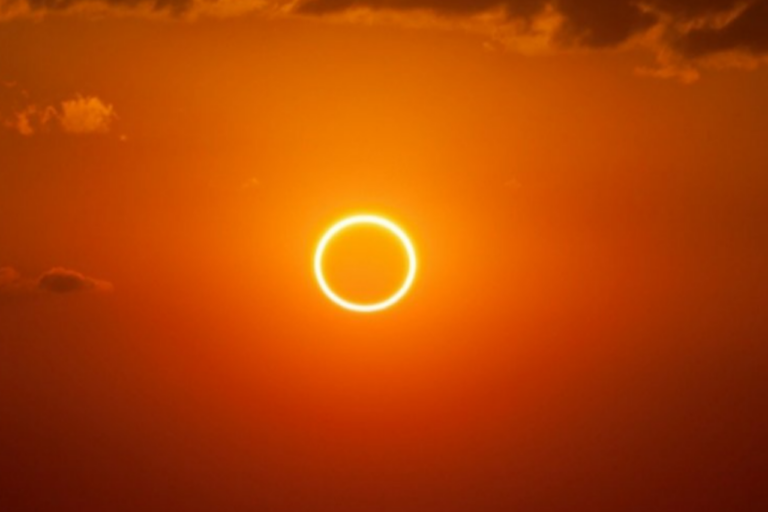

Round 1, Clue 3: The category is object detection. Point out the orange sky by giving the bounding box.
[2,3,768,511]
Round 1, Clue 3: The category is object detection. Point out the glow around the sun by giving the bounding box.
[314,214,417,313]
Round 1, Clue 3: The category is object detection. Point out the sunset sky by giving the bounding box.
[2,1,768,511]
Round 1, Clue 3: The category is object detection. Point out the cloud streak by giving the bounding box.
[289,0,768,79]
[1,0,768,79]
[37,267,114,293]
[2,93,117,136]
[0,266,113,297]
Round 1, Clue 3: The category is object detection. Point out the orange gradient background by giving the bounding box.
[1,11,768,512]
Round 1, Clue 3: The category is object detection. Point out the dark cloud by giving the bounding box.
[37,267,113,293]
[297,0,656,47]
[296,0,768,58]
[677,1,768,57]
[21,0,193,14]
[657,0,740,17]
[297,0,542,16]
[0,266,112,296]
[553,0,655,47]
[1,0,767,77]
[0,0,193,18]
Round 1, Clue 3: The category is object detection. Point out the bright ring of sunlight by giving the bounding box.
[314,215,417,313]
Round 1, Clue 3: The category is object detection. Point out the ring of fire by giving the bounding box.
[314,215,417,313]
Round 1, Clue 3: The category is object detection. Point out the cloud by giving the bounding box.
[58,95,117,134]
[0,0,264,20]
[0,266,26,294]
[2,0,768,79]
[675,1,768,57]
[4,104,57,135]
[2,94,117,136]
[295,0,654,47]
[0,266,113,296]
[289,1,768,76]
[37,267,114,293]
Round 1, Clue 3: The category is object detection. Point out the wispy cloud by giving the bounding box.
[0,266,113,297]
[0,267,26,295]
[59,95,117,134]
[2,93,117,136]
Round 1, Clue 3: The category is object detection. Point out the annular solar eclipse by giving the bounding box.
[314,215,417,313]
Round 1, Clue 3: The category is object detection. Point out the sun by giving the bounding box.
[314,214,417,313]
